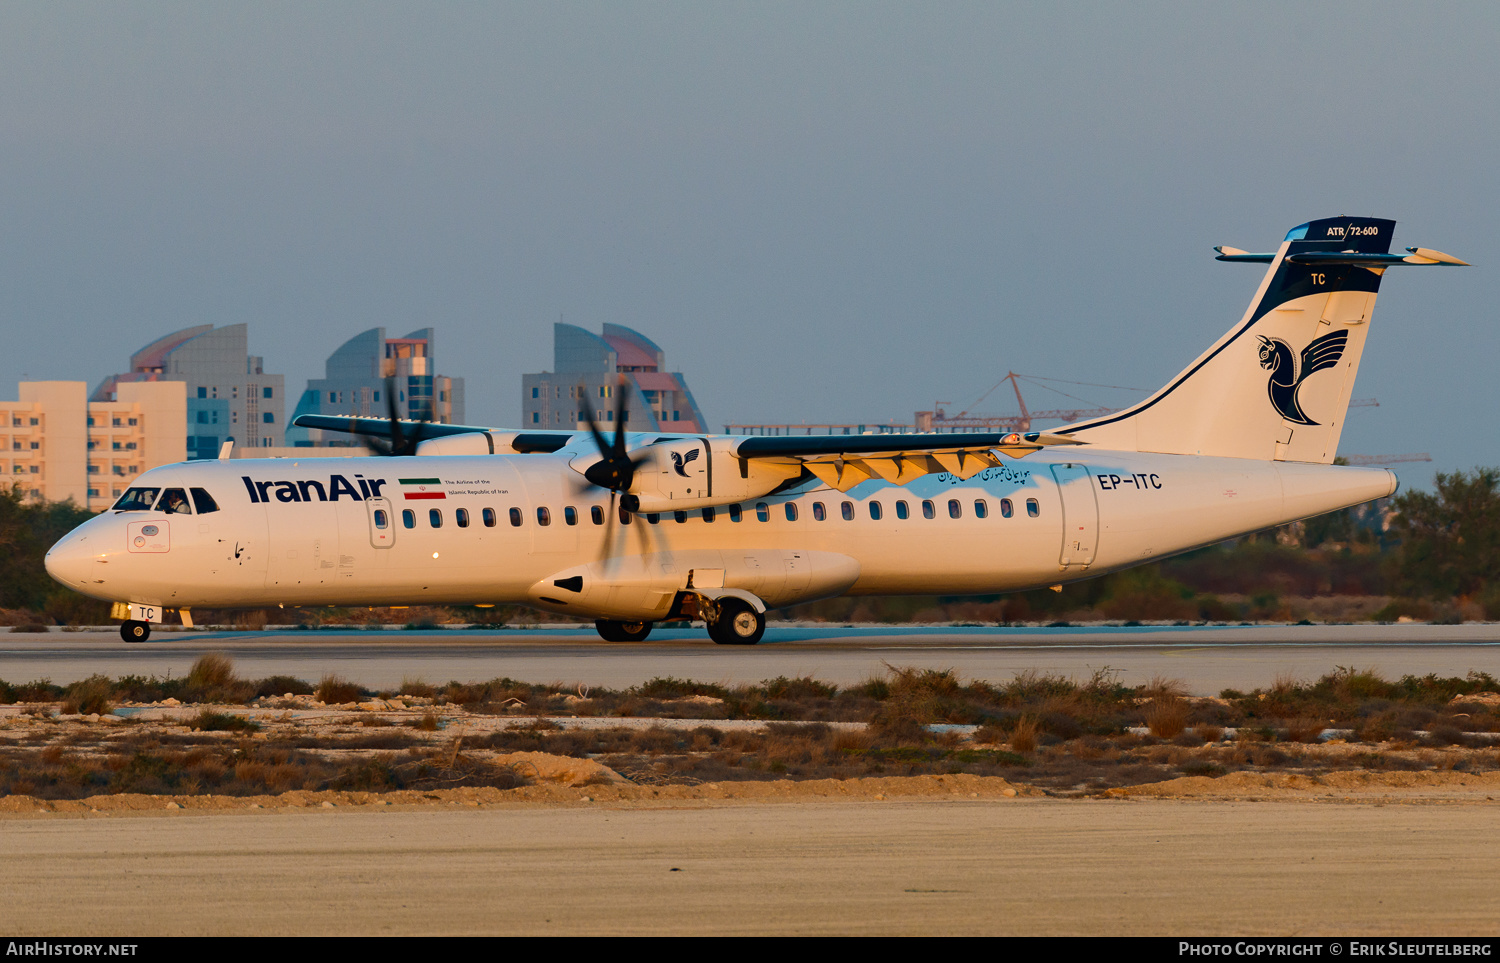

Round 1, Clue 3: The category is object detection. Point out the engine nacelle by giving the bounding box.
[615,438,803,513]
[413,432,500,456]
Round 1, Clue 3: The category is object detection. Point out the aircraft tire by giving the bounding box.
[120,620,151,643]
[707,599,764,646]
[594,619,653,643]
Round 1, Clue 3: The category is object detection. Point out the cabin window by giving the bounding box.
[537,507,551,526]
[812,502,826,522]
[429,508,443,528]
[841,501,854,521]
[483,507,497,527]
[728,504,742,522]
[756,502,769,522]
[403,510,415,529]
[702,507,716,522]
[869,501,883,521]
[974,499,988,519]
[1027,498,1040,518]
[189,488,219,514]
[564,506,578,526]
[922,499,935,520]
[785,502,799,522]
[590,505,604,525]
[509,508,523,527]
[647,513,660,524]
[619,505,633,524]
[1000,498,1013,518]
[456,508,470,528]
[155,489,192,515]
[674,510,688,523]
[895,500,909,520]
[373,510,389,529]
[948,499,962,519]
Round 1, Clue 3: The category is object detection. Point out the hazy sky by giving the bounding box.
[2,3,1496,484]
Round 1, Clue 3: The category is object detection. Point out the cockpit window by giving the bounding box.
[155,488,192,514]
[190,488,220,514]
[113,488,160,511]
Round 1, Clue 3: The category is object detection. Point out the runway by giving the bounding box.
[5,622,1500,693]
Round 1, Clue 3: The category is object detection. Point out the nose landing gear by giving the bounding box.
[120,620,151,643]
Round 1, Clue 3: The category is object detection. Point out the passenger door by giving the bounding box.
[1050,463,1099,568]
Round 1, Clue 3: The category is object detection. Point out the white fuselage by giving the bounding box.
[45,441,1396,620]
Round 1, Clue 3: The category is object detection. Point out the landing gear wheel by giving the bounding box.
[594,619,653,643]
[120,620,150,643]
[707,599,765,646]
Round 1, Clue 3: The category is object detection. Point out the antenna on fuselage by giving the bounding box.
[218,441,234,460]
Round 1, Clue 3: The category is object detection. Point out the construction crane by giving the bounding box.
[915,372,1129,433]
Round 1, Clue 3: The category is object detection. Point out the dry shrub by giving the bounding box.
[1009,716,1039,754]
[315,674,363,705]
[187,709,259,733]
[1284,718,1327,743]
[410,710,441,731]
[1068,735,1110,760]
[62,675,114,715]
[1140,675,1189,701]
[1145,698,1189,739]
[254,675,313,698]
[972,723,1005,745]
[399,677,437,698]
[233,610,268,630]
[1196,724,1225,743]
[188,653,236,690]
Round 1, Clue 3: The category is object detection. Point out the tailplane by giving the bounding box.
[1062,216,1464,463]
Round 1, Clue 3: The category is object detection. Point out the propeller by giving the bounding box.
[358,376,437,457]
[577,377,659,568]
[578,377,650,510]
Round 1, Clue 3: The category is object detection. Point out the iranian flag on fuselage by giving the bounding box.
[400,478,446,500]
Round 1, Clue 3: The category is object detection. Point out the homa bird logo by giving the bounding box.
[1256,330,1348,425]
[670,448,701,478]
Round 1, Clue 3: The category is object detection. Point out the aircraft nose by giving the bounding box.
[45,532,98,590]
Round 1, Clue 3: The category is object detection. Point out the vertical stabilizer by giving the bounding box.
[1064,217,1420,463]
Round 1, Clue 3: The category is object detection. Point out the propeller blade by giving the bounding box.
[577,376,641,493]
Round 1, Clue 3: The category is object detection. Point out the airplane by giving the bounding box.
[45,216,1465,645]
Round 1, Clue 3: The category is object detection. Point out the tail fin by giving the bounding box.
[1063,216,1462,463]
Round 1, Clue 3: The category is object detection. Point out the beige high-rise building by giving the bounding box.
[0,381,186,509]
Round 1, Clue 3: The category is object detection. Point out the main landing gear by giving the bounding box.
[120,620,151,643]
[595,619,654,642]
[707,598,765,646]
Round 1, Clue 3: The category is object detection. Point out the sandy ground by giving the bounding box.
[3,769,1500,936]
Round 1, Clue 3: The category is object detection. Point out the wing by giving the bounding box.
[293,414,494,441]
[730,431,1078,492]
[1299,330,1349,379]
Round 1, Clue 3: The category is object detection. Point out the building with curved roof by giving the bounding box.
[285,327,464,446]
[524,323,706,433]
[92,324,284,458]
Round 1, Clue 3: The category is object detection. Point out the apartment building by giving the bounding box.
[1,381,186,508]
